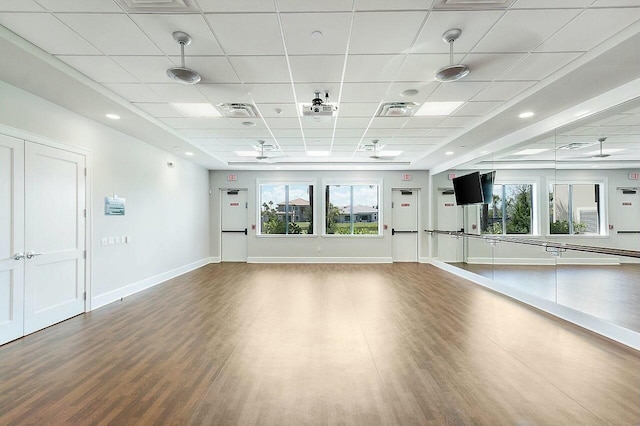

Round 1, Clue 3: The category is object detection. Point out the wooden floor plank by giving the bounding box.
[0,263,638,425]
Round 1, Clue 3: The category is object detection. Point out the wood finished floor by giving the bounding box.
[0,263,638,425]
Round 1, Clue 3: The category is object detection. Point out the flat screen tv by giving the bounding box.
[480,171,496,204]
[452,171,483,205]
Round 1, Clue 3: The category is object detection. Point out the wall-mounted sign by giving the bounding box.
[622,202,633,206]
[230,202,239,207]
[227,173,238,181]
[401,203,410,207]
[629,172,640,180]
[444,203,455,207]
[401,173,412,181]
[105,196,125,216]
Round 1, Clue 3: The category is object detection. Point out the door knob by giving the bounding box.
[25,252,43,259]
[13,252,25,260]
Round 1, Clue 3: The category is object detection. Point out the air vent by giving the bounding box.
[433,0,515,9]
[217,103,259,118]
[115,0,198,13]
[376,102,418,118]
[556,142,597,151]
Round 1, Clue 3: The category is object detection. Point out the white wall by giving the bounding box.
[0,81,211,306]
[210,170,430,262]
[432,168,640,264]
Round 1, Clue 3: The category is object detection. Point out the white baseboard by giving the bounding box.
[247,256,393,264]
[209,256,221,264]
[430,259,640,351]
[419,257,431,264]
[467,257,620,266]
[91,257,213,310]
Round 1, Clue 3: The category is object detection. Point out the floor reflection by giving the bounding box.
[450,263,640,332]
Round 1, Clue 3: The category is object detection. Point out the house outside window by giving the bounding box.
[259,183,313,235]
[325,184,381,235]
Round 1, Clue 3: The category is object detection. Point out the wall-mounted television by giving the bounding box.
[452,172,484,205]
[480,171,496,204]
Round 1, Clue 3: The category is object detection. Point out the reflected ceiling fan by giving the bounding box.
[369,140,383,160]
[591,137,610,158]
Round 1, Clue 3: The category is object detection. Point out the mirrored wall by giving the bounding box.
[432,97,640,339]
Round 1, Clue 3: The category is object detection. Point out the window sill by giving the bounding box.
[321,234,384,238]
[256,234,318,238]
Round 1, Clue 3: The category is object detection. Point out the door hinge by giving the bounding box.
[83,250,87,259]
[392,202,394,208]
[84,168,87,177]
[245,202,248,208]
[83,208,87,218]
[83,292,87,301]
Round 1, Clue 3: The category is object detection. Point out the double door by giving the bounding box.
[0,134,86,345]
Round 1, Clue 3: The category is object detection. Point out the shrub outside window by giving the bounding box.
[481,184,533,235]
[549,183,602,235]
[325,184,380,235]
[259,184,313,235]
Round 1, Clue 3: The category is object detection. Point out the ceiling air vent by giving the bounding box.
[114,0,198,13]
[434,0,515,10]
[217,103,258,118]
[376,102,418,118]
[556,142,597,151]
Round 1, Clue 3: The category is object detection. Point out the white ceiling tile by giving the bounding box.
[452,101,501,117]
[271,129,304,138]
[133,103,184,118]
[338,103,380,117]
[438,116,478,127]
[412,11,503,54]
[334,128,367,137]
[295,83,342,102]
[35,0,122,12]
[513,0,593,7]
[289,55,345,82]
[247,84,296,103]
[262,118,301,128]
[394,128,430,137]
[538,8,640,52]
[592,0,640,5]
[204,13,283,55]
[57,14,161,55]
[228,56,290,83]
[0,0,43,11]
[277,0,352,12]
[110,56,176,83]
[162,118,232,129]
[349,11,427,54]
[607,115,640,126]
[427,127,461,137]
[130,14,223,56]
[146,83,209,103]
[403,117,445,128]
[473,9,581,53]
[56,55,136,83]
[471,81,536,102]
[104,83,163,102]
[300,118,334,129]
[383,82,439,103]
[335,117,372,128]
[345,55,405,82]
[340,83,390,102]
[500,52,582,81]
[397,54,453,81]
[365,128,399,137]
[198,84,252,104]
[255,103,298,118]
[369,117,407,129]
[280,12,351,55]
[179,129,225,137]
[0,13,100,54]
[195,0,275,12]
[463,53,527,81]
[168,56,240,83]
[355,0,431,10]
[227,119,265,129]
[428,82,489,102]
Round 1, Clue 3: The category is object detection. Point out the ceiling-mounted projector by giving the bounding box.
[301,92,337,120]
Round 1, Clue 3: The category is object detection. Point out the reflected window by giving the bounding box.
[325,184,380,235]
[549,183,602,235]
[259,184,313,235]
[481,184,533,235]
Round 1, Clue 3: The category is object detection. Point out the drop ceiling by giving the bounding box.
[1,0,640,170]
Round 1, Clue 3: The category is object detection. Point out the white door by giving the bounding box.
[221,189,248,262]
[24,142,86,334]
[392,189,418,262]
[437,191,463,263]
[0,134,25,345]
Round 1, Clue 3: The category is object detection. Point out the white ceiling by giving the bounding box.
[0,0,640,170]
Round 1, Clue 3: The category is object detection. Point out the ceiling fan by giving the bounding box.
[166,31,201,84]
[591,137,610,158]
[369,140,383,159]
[435,28,470,83]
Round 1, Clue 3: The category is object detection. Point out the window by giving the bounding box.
[259,184,313,235]
[549,183,602,235]
[325,184,380,235]
[481,184,533,235]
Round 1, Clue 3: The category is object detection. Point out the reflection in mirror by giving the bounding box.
[432,97,640,334]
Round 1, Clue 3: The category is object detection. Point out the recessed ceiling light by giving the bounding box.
[171,103,221,117]
[445,151,454,155]
[185,152,194,156]
[105,113,120,120]
[519,111,534,118]
[415,101,464,116]
[311,31,323,39]
[307,151,331,157]
[235,151,259,157]
[401,89,419,97]
[513,148,549,156]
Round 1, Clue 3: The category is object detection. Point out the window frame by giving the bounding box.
[547,178,608,237]
[322,179,383,237]
[480,179,538,236]
[256,179,317,237]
